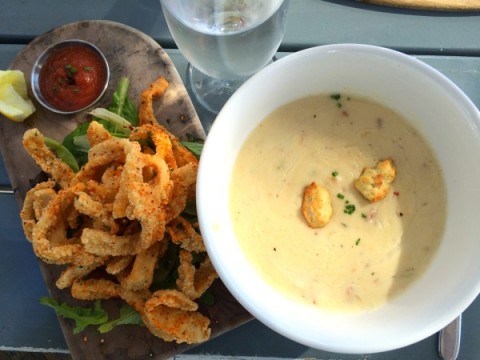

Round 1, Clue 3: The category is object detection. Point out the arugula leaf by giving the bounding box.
[40,297,107,334]
[107,77,138,126]
[40,297,143,334]
[180,141,203,159]
[98,304,143,333]
[43,136,80,172]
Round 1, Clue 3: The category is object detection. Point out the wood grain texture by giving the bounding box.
[0,352,71,360]
[0,20,251,360]
[358,0,480,11]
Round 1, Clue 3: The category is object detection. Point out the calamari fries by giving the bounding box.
[20,76,217,344]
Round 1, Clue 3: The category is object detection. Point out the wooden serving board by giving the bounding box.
[357,0,480,11]
[0,20,251,360]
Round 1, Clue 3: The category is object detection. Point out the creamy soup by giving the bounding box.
[229,94,447,312]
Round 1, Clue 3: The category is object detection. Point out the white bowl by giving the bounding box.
[196,44,480,353]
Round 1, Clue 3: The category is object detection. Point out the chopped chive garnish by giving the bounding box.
[344,204,356,215]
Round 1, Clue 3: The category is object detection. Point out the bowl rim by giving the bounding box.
[30,39,110,114]
[197,43,480,353]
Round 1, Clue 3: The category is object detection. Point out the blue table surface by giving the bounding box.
[0,1,479,359]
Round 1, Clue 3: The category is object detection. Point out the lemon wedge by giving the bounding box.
[0,70,36,122]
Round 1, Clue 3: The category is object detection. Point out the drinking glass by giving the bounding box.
[160,0,290,114]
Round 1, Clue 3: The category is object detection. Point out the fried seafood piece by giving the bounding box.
[23,129,75,188]
[166,216,205,253]
[105,255,134,275]
[20,180,56,242]
[165,163,198,223]
[74,191,118,234]
[72,137,129,185]
[130,124,176,170]
[81,228,140,256]
[83,177,119,205]
[354,159,396,202]
[71,279,212,344]
[301,182,333,228]
[142,289,211,344]
[72,278,122,301]
[31,183,103,266]
[113,141,172,250]
[71,280,206,344]
[56,263,100,289]
[86,120,112,147]
[21,75,216,343]
[138,76,169,126]
[32,188,57,220]
[177,250,218,300]
[71,278,151,312]
[171,137,199,168]
[120,241,167,291]
[84,164,124,203]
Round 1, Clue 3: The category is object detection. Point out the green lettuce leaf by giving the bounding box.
[107,77,138,126]
[43,136,80,172]
[62,77,137,167]
[62,122,90,167]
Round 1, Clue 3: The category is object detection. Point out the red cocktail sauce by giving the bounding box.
[39,45,107,112]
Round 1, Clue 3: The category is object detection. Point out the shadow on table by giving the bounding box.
[184,318,442,359]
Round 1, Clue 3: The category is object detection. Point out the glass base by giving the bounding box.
[186,64,249,114]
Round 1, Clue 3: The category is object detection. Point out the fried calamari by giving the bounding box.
[20,76,217,344]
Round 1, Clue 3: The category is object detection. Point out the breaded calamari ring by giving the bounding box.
[72,137,129,186]
[138,76,169,126]
[105,255,134,275]
[23,129,75,188]
[115,141,172,249]
[142,289,211,344]
[81,228,140,256]
[171,137,199,168]
[166,216,205,253]
[130,123,177,170]
[74,191,118,234]
[176,250,218,300]
[86,120,112,147]
[56,263,101,289]
[164,162,198,222]
[71,278,151,314]
[71,278,121,301]
[120,241,166,291]
[20,180,56,242]
[31,183,101,266]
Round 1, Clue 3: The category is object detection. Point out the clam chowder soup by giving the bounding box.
[229,94,447,312]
